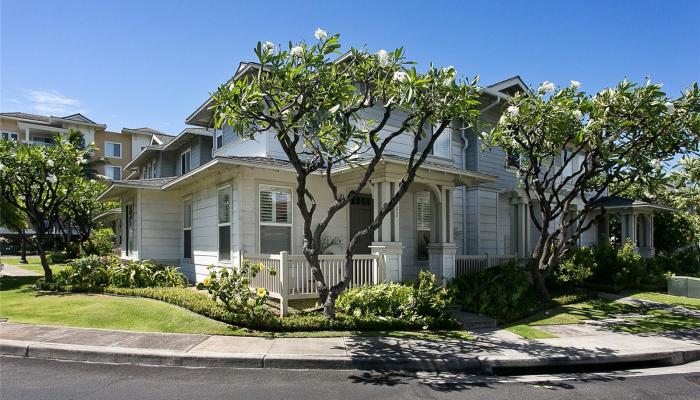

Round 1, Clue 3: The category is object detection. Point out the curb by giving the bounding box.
[3,339,700,372]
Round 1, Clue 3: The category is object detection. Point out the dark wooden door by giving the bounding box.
[349,195,373,254]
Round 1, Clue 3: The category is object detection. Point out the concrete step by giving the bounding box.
[448,306,497,331]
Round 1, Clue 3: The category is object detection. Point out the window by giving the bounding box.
[432,124,452,158]
[34,137,54,145]
[215,129,223,149]
[106,166,122,181]
[1,132,18,141]
[506,152,522,169]
[105,141,122,158]
[183,197,192,259]
[415,192,431,261]
[180,149,191,175]
[218,186,231,261]
[259,185,292,254]
[145,163,152,179]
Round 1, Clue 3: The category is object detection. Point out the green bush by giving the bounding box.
[337,271,454,327]
[451,262,533,323]
[84,228,115,256]
[47,256,186,290]
[552,246,596,285]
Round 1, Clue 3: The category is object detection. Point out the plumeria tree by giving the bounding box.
[60,179,115,252]
[213,29,481,317]
[0,200,29,263]
[0,136,93,281]
[483,80,700,298]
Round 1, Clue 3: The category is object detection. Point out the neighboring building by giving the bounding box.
[99,66,663,284]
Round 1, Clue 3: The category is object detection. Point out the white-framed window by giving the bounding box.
[215,129,223,149]
[125,202,134,256]
[105,141,122,159]
[180,148,191,175]
[431,124,452,158]
[1,132,19,141]
[217,186,231,261]
[183,197,192,260]
[415,191,432,261]
[106,166,122,181]
[259,185,292,254]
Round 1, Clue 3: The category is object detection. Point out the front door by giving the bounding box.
[349,195,373,254]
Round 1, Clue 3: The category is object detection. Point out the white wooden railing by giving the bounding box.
[241,252,383,316]
[454,254,516,277]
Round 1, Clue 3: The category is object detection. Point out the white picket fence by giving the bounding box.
[454,254,517,277]
[243,252,384,316]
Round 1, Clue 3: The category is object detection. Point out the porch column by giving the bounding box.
[428,186,457,279]
[24,127,30,144]
[639,213,655,258]
[597,214,610,245]
[510,197,530,259]
[370,179,402,281]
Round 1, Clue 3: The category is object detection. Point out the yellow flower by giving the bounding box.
[203,277,211,287]
[256,287,267,298]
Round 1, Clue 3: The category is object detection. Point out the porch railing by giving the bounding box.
[241,252,384,316]
[454,254,516,277]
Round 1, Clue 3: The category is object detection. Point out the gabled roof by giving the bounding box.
[58,113,97,124]
[487,75,530,96]
[0,112,51,123]
[592,196,676,212]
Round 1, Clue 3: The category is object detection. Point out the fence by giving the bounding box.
[454,254,516,277]
[242,252,384,316]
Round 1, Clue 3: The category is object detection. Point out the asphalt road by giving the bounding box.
[1,356,699,400]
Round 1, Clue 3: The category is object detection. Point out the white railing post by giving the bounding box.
[279,251,288,317]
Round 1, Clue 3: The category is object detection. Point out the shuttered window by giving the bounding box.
[415,192,431,231]
[218,186,231,261]
[259,185,292,253]
[432,125,452,158]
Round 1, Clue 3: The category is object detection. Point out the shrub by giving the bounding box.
[84,228,115,256]
[552,246,597,285]
[451,262,533,323]
[47,256,186,290]
[337,271,454,326]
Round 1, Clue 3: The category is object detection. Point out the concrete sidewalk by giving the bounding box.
[2,322,699,372]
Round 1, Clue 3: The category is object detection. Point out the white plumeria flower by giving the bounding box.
[586,118,595,127]
[262,41,275,55]
[538,81,556,93]
[441,65,454,73]
[507,105,520,117]
[0,163,4,171]
[573,110,583,120]
[47,159,54,167]
[290,46,303,57]
[376,49,389,67]
[46,174,57,184]
[651,159,662,170]
[393,71,408,82]
[314,28,327,40]
[665,101,675,114]
[570,80,581,89]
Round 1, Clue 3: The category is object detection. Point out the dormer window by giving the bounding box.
[180,148,191,175]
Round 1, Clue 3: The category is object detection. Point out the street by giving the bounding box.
[1,356,699,400]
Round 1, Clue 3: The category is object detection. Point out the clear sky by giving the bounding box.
[2,0,698,134]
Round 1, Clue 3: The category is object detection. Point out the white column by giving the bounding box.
[380,181,392,241]
[24,127,30,144]
[427,186,457,279]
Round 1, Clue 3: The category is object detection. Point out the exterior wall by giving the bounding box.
[94,130,132,176]
[131,133,151,159]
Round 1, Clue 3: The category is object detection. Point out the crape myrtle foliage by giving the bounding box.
[0,131,93,280]
[483,79,700,297]
[211,29,481,317]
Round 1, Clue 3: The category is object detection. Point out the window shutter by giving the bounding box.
[416,192,431,231]
[260,190,273,222]
[275,191,289,223]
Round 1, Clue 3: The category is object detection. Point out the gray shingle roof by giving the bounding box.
[0,112,51,123]
[119,177,176,187]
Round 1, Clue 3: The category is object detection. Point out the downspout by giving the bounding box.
[462,96,501,254]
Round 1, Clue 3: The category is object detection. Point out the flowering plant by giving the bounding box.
[198,259,271,315]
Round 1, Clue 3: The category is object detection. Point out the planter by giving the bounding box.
[668,276,700,299]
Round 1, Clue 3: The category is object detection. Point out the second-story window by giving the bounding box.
[180,149,191,175]
[105,142,122,158]
[432,125,452,158]
[215,129,223,149]
[106,166,122,181]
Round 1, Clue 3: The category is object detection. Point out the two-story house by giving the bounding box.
[98,67,662,284]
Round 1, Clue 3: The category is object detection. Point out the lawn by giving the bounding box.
[0,276,473,340]
[627,291,700,311]
[505,297,700,339]
[0,255,69,274]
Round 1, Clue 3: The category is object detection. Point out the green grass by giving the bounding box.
[0,256,69,274]
[506,325,558,339]
[0,276,473,340]
[505,297,700,339]
[0,276,242,335]
[627,291,700,310]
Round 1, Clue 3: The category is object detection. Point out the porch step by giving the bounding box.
[448,306,497,331]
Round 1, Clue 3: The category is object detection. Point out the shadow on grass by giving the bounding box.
[0,276,39,291]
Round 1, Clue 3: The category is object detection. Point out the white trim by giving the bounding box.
[1,131,19,141]
[104,141,122,159]
[182,196,193,261]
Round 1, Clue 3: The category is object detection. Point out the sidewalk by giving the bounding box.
[2,322,699,372]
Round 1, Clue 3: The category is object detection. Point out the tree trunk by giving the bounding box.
[35,232,53,282]
[19,230,27,264]
[323,288,339,319]
[530,261,550,300]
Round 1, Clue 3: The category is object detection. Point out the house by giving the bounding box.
[98,69,661,287]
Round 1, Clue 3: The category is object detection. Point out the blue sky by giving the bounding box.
[2,0,698,134]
